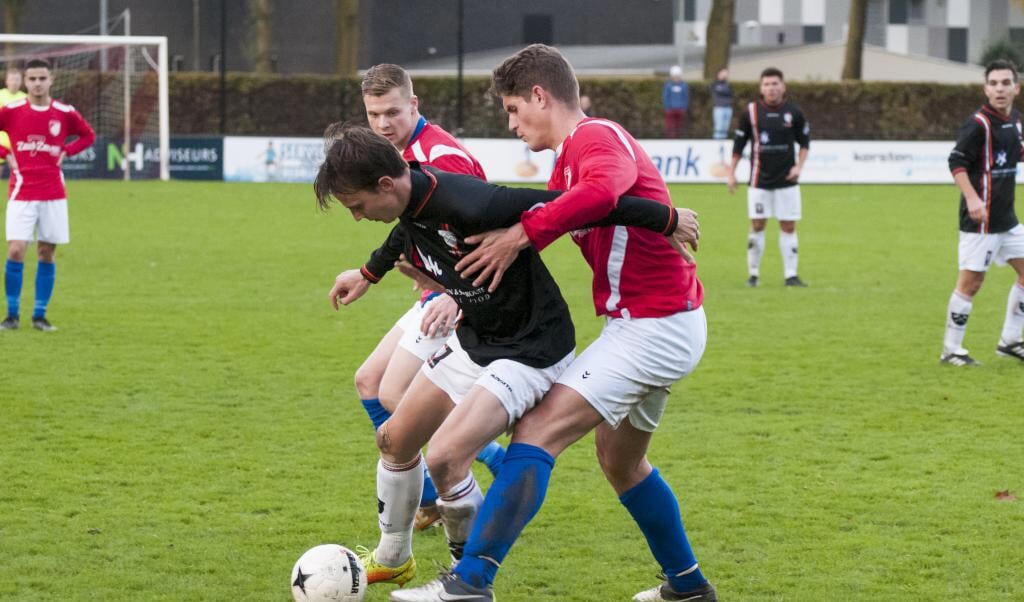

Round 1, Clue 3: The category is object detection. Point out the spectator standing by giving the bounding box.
[710,68,734,139]
[663,65,689,138]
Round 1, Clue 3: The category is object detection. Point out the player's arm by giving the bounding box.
[728,108,752,193]
[787,111,811,182]
[63,110,97,157]
[948,119,986,223]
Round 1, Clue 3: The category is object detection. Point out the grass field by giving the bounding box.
[1,180,1022,602]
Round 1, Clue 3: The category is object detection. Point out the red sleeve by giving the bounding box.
[425,152,485,179]
[520,135,638,251]
[63,109,96,156]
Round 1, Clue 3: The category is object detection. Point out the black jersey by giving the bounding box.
[948,103,1023,234]
[732,99,810,190]
[361,164,679,368]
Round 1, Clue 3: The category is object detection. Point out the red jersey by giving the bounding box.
[522,117,703,319]
[401,119,486,180]
[0,99,96,201]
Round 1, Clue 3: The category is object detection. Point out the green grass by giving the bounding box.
[1,181,1022,601]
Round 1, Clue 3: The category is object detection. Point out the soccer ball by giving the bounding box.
[290,544,367,602]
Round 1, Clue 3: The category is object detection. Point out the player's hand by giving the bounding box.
[395,255,445,293]
[786,165,801,182]
[328,269,370,310]
[57,151,66,166]
[420,294,460,337]
[726,171,737,194]
[456,223,529,292]
[669,208,698,264]
[965,195,988,224]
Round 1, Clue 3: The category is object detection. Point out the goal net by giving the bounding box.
[0,33,169,180]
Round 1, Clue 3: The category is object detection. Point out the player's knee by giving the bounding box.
[7,243,26,262]
[424,446,455,490]
[353,364,381,399]
[779,221,796,234]
[750,220,767,232]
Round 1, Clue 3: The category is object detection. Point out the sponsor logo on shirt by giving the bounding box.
[16,135,61,157]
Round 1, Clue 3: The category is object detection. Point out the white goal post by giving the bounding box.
[0,33,169,180]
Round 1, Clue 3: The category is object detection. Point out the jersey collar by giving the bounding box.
[407,116,428,146]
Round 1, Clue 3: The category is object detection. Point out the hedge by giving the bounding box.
[159,73,988,140]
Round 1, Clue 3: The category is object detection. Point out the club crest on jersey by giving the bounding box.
[49,120,61,137]
[760,131,770,144]
[563,166,573,189]
[783,112,793,125]
[437,228,465,256]
[996,150,1008,166]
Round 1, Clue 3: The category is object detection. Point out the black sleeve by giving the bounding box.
[949,118,982,175]
[585,195,678,234]
[732,104,751,157]
[432,172,563,232]
[361,223,408,283]
[794,108,811,149]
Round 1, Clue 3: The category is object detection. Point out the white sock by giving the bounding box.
[747,230,765,277]
[375,455,424,566]
[1000,282,1024,345]
[943,290,973,355]
[436,473,483,561]
[779,231,799,279]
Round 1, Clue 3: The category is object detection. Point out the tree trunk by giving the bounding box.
[334,0,359,76]
[250,0,273,73]
[841,0,868,80]
[3,0,25,58]
[703,0,735,80]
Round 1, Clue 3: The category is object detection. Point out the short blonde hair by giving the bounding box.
[361,64,413,97]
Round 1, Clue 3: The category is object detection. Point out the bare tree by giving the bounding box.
[3,0,25,58]
[249,0,274,73]
[841,0,868,80]
[335,0,359,76]
[703,0,735,79]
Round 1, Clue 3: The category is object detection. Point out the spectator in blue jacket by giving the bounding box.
[710,67,734,139]
[663,65,689,138]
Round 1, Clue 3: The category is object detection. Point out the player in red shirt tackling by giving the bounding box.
[1,58,95,332]
[392,45,713,602]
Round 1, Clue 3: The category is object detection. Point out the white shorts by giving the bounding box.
[6,199,69,244]
[395,296,449,361]
[748,186,801,220]
[958,225,1024,271]
[421,334,574,427]
[557,307,707,432]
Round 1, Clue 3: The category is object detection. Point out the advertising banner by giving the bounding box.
[223,136,324,183]
[62,136,223,180]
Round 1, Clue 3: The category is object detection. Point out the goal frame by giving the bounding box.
[0,33,170,180]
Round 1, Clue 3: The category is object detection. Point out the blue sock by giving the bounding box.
[5,259,23,317]
[620,467,706,593]
[33,261,55,319]
[359,397,391,430]
[421,463,438,507]
[455,443,554,589]
[476,441,506,477]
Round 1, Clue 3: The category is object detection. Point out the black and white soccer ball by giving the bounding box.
[290,544,367,602]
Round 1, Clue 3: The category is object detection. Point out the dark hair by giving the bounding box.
[760,67,784,81]
[985,59,1019,83]
[313,122,408,211]
[24,58,51,71]
[491,44,579,107]
[362,63,412,97]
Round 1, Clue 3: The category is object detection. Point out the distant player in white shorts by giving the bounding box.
[727,67,810,288]
[1,58,95,332]
[941,59,1024,366]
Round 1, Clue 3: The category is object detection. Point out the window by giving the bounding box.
[684,0,696,21]
[948,28,967,63]
[803,25,823,43]
[889,0,907,24]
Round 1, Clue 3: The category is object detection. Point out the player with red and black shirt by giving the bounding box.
[316,124,694,594]
[727,67,810,288]
[393,44,712,602]
[1,58,96,332]
[940,59,1024,366]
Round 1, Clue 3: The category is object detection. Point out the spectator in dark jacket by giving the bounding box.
[710,67,734,139]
